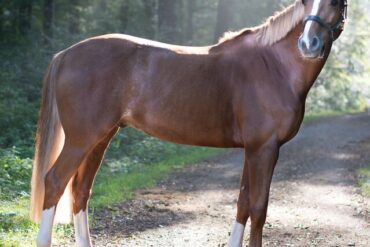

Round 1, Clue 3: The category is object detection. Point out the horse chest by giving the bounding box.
[275,106,305,144]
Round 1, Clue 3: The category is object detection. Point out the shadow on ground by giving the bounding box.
[91,199,196,237]
[88,113,370,244]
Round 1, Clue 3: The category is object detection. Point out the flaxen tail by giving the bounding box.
[30,52,72,223]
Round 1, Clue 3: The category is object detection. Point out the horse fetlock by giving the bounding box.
[36,239,51,247]
[228,221,245,247]
[76,237,92,247]
[72,193,90,213]
[36,232,51,247]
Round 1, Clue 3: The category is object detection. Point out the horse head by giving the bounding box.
[298,0,348,59]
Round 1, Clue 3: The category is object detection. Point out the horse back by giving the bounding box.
[55,34,244,147]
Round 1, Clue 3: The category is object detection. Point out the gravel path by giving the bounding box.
[83,113,370,246]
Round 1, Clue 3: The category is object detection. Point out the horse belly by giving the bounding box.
[124,110,242,148]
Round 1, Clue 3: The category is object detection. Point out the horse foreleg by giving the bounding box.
[246,141,279,247]
[72,127,118,247]
[228,155,250,247]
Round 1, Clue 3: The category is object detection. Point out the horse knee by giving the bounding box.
[250,206,267,228]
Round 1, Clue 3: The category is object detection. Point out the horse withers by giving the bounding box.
[30,0,347,246]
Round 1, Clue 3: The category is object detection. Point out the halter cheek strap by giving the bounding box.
[303,15,345,39]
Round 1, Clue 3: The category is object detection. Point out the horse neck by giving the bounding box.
[274,24,332,99]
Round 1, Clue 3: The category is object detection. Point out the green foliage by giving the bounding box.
[0,42,50,151]
[0,148,32,200]
[0,147,34,245]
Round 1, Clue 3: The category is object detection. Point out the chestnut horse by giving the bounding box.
[31,0,347,246]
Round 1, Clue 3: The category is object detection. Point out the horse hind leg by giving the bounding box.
[71,127,119,247]
[37,131,110,247]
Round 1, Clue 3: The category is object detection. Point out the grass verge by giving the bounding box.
[303,109,365,123]
[358,165,370,197]
[0,147,225,246]
[90,147,224,209]
[0,197,73,247]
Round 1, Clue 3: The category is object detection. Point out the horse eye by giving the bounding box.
[331,0,338,6]
[302,0,306,5]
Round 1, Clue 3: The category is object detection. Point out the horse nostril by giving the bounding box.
[311,36,321,51]
[298,37,306,50]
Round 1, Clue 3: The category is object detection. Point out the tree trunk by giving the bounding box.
[185,0,196,44]
[43,0,53,45]
[119,1,130,34]
[242,0,281,27]
[68,0,80,35]
[19,0,33,36]
[158,0,180,43]
[0,4,3,40]
[214,0,235,42]
[143,0,156,39]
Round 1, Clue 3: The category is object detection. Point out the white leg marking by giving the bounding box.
[54,180,73,224]
[37,207,55,247]
[74,210,92,247]
[228,221,245,247]
[302,0,322,48]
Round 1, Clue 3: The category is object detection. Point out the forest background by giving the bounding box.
[0,0,369,244]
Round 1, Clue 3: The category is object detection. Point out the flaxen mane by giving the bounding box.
[219,0,305,46]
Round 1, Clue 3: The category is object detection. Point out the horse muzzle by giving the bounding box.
[298,34,325,59]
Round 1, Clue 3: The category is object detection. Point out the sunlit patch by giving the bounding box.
[331,152,359,160]
[268,182,367,231]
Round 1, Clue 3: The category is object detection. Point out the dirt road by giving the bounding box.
[88,113,370,246]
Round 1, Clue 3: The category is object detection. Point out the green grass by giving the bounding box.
[0,198,37,247]
[90,147,223,209]
[303,109,365,123]
[0,197,74,247]
[0,147,224,246]
[358,165,370,197]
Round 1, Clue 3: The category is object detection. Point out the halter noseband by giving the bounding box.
[303,0,348,40]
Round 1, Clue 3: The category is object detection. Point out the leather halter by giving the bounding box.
[303,0,348,40]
